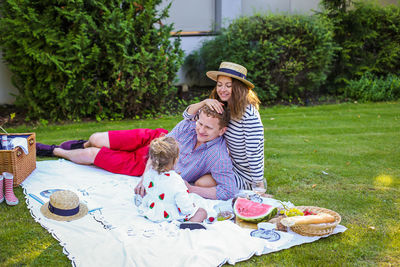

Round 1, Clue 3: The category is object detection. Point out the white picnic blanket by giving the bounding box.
[21,160,347,267]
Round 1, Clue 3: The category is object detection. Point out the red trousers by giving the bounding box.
[94,128,168,176]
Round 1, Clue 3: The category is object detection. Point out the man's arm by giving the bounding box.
[166,117,193,140]
[209,156,238,200]
[185,181,217,200]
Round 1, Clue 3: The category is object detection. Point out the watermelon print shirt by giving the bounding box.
[138,169,199,223]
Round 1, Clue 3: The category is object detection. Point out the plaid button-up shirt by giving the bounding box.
[167,117,237,200]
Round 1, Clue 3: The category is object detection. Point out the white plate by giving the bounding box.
[250,229,281,241]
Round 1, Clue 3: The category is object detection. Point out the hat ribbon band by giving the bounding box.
[48,203,80,217]
[218,68,246,79]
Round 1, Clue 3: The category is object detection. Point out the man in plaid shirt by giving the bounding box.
[39,106,237,200]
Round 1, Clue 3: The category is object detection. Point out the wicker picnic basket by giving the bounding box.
[0,133,36,187]
[290,206,341,236]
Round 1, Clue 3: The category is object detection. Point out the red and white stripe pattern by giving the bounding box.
[0,175,3,203]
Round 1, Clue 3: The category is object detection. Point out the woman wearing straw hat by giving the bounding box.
[184,62,269,195]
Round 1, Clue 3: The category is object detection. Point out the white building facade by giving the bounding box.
[159,0,321,87]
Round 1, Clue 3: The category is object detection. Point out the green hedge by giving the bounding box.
[184,14,336,103]
[343,72,400,102]
[321,1,400,92]
[0,0,183,121]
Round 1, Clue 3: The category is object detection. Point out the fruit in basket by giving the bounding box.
[303,209,316,216]
[279,207,304,217]
[233,197,277,223]
[279,202,304,217]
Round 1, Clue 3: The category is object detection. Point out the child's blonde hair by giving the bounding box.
[149,136,180,174]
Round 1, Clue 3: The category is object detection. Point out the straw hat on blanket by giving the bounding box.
[206,62,255,89]
[41,190,88,221]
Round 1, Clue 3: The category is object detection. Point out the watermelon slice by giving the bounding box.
[233,197,278,223]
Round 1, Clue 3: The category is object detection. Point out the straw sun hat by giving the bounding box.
[206,62,255,89]
[40,190,88,221]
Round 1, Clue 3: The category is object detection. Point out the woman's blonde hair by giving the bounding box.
[210,77,260,120]
[149,136,180,174]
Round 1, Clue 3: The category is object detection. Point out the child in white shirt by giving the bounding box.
[137,136,207,223]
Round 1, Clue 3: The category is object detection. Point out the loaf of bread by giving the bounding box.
[280,213,335,227]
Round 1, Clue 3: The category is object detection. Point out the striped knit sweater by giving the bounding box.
[184,104,265,190]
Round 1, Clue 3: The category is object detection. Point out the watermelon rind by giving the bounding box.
[233,197,278,223]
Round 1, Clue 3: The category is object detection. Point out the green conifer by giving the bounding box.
[0,0,183,120]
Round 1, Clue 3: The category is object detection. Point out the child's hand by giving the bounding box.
[184,180,192,193]
[134,179,146,197]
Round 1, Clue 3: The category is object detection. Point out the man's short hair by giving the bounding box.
[199,105,230,128]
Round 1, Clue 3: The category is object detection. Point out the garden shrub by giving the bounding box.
[0,0,183,121]
[183,14,336,103]
[343,72,400,102]
[319,0,400,93]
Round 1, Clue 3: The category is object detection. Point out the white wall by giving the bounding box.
[242,0,290,15]
[242,0,320,15]
[291,0,321,14]
[0,54,18,104]
[220,0,242,28]
[159,0,215,32]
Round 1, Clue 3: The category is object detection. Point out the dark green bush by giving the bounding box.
[320,1,400,92]
[184,14,336,103]
[343,72,400,101]
[0,0,183,121]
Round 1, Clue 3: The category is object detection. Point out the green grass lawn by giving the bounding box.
[1,102,399,266]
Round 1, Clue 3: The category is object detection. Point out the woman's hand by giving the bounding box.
[202,99,224,114]
[186,99,224,115]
